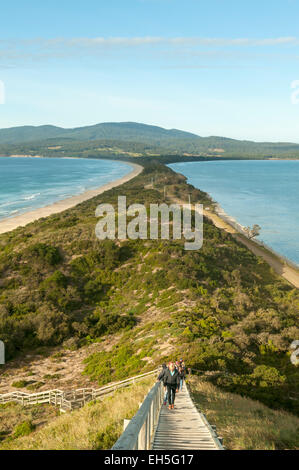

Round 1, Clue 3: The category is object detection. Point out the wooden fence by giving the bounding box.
[0,369,159,412]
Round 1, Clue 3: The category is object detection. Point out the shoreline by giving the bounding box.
[213,202,299,269]
[169,163,299,289]
[203,201,299,289]
[0,161,142,235]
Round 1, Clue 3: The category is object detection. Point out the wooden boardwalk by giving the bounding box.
[152,383,222,450]
[0,370,159,413]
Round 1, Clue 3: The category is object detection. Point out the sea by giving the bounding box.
[0,156,132,220]
[169,160,299,266]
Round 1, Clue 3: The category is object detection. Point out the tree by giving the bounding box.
[243,224,261,239]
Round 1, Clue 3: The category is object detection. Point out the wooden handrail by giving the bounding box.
[112,381,164,450]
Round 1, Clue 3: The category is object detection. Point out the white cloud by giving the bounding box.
[39,36,299,48]
[0,36,299,66]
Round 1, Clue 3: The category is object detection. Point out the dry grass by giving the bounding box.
[0,402,59,444]
[188,376,299,450]
[0,377,154,450]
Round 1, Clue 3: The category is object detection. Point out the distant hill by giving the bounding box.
[0,125,65,145]
[0,121,299,158]
[0,122,199,145]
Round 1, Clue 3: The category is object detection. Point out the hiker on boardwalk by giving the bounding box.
[157,363,168,405]
[163,361,180,410]
[178,365,186,391]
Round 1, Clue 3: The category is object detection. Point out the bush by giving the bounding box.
[81,311,137,339]
[93,423,121,450]
[13,421,35,438]
[251,365,286,387]
[41,271,68,289]
[34,308,71,345]
[12,380,29,388]
[28,243,62,266]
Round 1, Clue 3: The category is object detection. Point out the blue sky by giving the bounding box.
[1,0,299,141]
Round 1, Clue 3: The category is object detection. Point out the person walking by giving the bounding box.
[163,361,180,410]
[157,363,168,405]
[178,366,186,391]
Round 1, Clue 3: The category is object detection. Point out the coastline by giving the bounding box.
[203,201,299,289]
[169,162,299,289]
[0,161,142,235]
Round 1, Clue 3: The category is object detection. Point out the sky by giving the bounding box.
[1,0,299,141]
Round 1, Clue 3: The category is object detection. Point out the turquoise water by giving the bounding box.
[0,157,132,220]
[169,160,299,266]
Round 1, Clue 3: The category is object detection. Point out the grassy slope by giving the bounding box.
[188,375,299,450]
[0,160,298,418]
[0,401,59,445]
[0,377,153,450]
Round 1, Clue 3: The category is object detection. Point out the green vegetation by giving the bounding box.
[188,376,299,450]
[13,420,36,438]
[12,380,30,388]
[1,121,299,158]
[0,160,298,420]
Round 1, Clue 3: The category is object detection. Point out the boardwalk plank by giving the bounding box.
[152,383,221,450]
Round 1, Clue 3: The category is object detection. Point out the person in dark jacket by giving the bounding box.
[178,366,186,391]
[157,363,167,381]
[157,363,168,405]
[163,362,180,409]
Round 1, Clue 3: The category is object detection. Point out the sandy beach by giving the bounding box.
[0,162,142,235]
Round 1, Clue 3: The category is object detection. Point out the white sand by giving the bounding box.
[0,162,143,235]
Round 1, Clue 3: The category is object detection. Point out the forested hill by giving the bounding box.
[1,121,299,158]
[0,122,198,145]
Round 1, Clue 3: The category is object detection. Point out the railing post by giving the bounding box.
[154,390,159,426]
[144,418,148,450]
[138,422,144,449]
[147,413,151,449]
[147,410,151,449]
[150,400,154,435]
